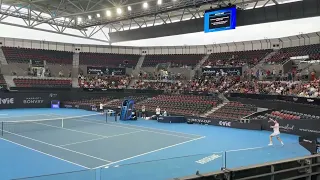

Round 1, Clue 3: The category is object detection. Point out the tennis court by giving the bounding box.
[0,108,311,180]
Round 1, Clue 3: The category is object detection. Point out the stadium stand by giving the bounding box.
[64,96,114,106]
[104,95,149,109]
[142,54,204,67]
[203,49,273,67]
[0,74,6,86]
[251,110,320,120]
[79,52,140,67]
[78,75,132,89]
[207,102,257,120]
[266,44,320,64]
[135,94,221,116]
[1,46,73,64]
[13,78,72,88]
[231,80,320,98]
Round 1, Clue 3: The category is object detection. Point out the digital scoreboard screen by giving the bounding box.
[204,6,236,33]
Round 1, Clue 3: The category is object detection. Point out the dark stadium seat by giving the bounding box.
[2,46,73,64]
[142,54,204,67]
[135,94,221,116]
[207,102,257,120]
[266,44,320,64]
[13,78,72,88]
[79,52,140,67]
[251,110,320,120]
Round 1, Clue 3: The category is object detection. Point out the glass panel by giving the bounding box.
[14,170,96,180]
[100,152,224,180]
[225,143,310,169]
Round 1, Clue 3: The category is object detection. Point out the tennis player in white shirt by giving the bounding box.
[268,118,284,146]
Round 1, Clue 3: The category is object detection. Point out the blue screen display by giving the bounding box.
[204,6,236,33]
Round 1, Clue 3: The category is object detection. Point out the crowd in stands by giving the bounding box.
[203,49,272,67]
[138,71,186,80]
[231,79,320,98]
[78,74,132,89]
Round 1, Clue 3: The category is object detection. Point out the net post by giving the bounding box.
[105,111,108,123]
[1,121,3,136]
[62,118,64,128]
[224,151,227,169]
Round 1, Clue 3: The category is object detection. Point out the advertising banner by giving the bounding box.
[31,60,45,67]
[87,66,126,75]
[202,67,242,76]
[0,93,60,109]
[261,119,320,137]
[186,117,261,130]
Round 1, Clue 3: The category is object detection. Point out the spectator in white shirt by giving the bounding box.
[155,106,161,119]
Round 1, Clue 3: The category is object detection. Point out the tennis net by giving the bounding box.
[0,113,106,136]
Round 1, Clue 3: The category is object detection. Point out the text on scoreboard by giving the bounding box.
[204,6,236,33]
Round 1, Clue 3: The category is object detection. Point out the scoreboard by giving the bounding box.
[204,6,237,33]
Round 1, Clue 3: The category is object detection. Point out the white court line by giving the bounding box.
[0,114,50,119]
[77,118,195,140]
[226,142,297,153]
[0,137,90,169]
[60,130,143,147]
[33,122,107,138]
[48,113,202,138]
[93,136,206,169]
[3,130,112,163]
[0,114,8,116]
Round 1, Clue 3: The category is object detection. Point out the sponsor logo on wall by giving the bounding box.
[23,97,44,104]
[219,121,231,127]
[49,93,58,98]
[0,98,14,104]
[278,124,295,132]
[187,118,211,124]
[64,105,73,108]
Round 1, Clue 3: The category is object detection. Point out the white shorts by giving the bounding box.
[270,132,280,137]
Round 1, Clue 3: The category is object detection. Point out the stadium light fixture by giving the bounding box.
[96,13,100,18]
[157,0,162,5]
[88,15,92,20]
[117,8,122,15]
[106,10,111,17]
[128,6,132,11]
[143,2,148,9]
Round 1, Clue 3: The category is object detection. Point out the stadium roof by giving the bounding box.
[0,0,302,43]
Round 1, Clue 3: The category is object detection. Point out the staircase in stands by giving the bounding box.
[72,53,80,88]
[202,94,230,117]
[252,50,279,72]
[190,54,210,79]
[0,48,8,65]
[132,55,146,77]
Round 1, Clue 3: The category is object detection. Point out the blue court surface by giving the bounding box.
[0,108,310,180]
